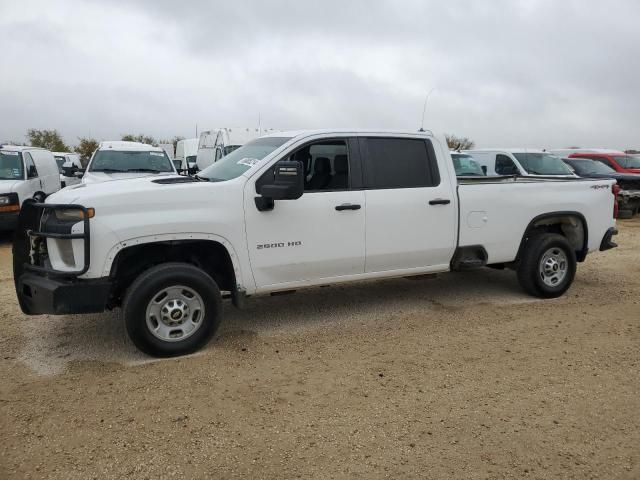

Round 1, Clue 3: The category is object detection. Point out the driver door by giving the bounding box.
[244,137,365,291]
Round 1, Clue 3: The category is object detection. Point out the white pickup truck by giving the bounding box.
[13,130,619,357]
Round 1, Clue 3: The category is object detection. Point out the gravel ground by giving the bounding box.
[1,221,639,479]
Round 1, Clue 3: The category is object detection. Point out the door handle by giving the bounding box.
[429,198,451,206]
[335,203,361,211]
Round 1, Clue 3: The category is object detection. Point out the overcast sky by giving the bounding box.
[1,0,638,149]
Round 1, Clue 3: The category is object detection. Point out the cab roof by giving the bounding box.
[97,141,163,152]
[0,145,45,152]
[260,129,436,139]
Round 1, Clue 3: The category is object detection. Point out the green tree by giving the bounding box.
[27,129,70,152]
[445,134,475,151]
[74,137,99,161]
[121,134,156,145]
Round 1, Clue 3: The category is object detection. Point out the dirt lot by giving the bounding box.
[1,222,639,479]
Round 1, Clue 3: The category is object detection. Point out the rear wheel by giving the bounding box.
[123,262,222,357]
[33,192,46,203]
[517,233,576,298]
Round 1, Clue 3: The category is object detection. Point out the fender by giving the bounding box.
[101,232,249,290]
[516,211,589,262]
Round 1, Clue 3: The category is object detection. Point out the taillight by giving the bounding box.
[612,183,620,218]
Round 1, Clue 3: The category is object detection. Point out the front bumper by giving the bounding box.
[599,227,618,252]
[17,272,111,315]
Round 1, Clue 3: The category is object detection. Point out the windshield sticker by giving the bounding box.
[2,151,19,156]
[150,151,164,156]
[237,157,260,167]
[12,169,21,176]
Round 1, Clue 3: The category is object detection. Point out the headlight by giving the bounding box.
[53,208,95,222]
[0,197,9,205]
[0,193,19,211]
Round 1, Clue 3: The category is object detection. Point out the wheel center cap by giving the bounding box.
[171,310,182,320]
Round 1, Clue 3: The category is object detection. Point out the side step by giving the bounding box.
[451,245,488,271]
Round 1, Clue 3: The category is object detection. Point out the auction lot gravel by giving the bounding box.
[1,221,639,479]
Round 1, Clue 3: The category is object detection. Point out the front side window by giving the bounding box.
[615,155,640,169]
[287,140,350,191]
[24,152,38,178]
[0,151,24,180]
[54,156,66,173]
[362,138,438,189]
[198,137,292,182]
[495,154,520,175]
[513,153,573,175]
[89,150,174,173]
[452,153,484,176]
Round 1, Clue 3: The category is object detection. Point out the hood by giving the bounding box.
[82,171,175,184]
[0,179,22,193]
[46,174,236,209]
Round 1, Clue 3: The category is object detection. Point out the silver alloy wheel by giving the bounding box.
[145,285,205,342]
[539,247,568,288]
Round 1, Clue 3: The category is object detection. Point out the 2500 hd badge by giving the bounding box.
[257,241,302,250]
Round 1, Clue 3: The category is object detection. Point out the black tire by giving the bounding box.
[123,262,222,357]
[517,233,576,298]
[33,192,46,203]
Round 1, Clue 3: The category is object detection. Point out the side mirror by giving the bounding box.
[73,170,85,178]
[481,165,487,175]
[62,165,77,177]
[255,160,304,211]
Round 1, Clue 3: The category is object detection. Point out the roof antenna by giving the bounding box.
[419,88,436,132]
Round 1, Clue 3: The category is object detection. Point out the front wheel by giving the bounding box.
[123,263,222,357]
[517,233,577,298]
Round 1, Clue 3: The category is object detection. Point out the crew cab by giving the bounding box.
[65,141,177,183]
[465,149,576,177]
[13,130,619,357]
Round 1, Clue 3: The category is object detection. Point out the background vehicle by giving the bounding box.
[175,138,199,173]
[564,150,640,175]
[53,152,83,187]
[195,127,278,171]
[159,143,175,162]
[0,145,61,230]
[563,157,640,218]
[76,141,177,183]
[465,149,576,177]
[14,130,618,357]
[451,152,485,176]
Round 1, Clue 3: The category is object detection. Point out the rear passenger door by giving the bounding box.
[360,136,457,273]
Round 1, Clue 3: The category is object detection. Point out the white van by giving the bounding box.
[53,152,83,187]
[464,148,577,178]
[175,138,199,173]
[80,141,177,184]
[0,145,61,230]
[195,128,279,171]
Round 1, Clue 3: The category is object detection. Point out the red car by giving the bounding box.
[568,151,640,174]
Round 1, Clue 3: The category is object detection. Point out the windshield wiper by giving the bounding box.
[125,168,167,173]
[194,174,209,182]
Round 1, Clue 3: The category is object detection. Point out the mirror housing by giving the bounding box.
[255,160,304,211]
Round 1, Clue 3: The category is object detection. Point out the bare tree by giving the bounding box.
[445,134,475,151]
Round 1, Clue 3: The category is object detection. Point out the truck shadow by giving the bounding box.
[15,268,530,375]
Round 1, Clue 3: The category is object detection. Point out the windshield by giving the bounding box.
[89,150,174,173]
[54,156,66,173]
[567,159,615,175]
[0,151,24,180]
[615,155,640,169]
[198,137,292,182]
[452,154,484,176]
[513,153,573,175]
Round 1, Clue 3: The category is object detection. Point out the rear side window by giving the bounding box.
[361,138,439,189]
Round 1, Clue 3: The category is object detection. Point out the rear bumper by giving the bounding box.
[16,272,111,315]
[0,211,19,231]
[599,227,618,252]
